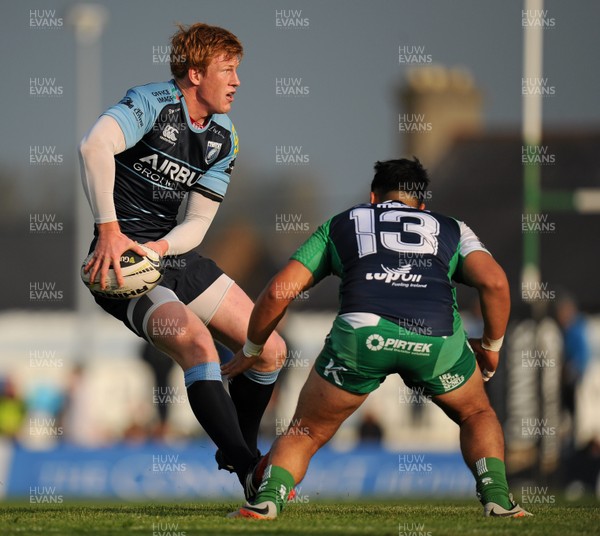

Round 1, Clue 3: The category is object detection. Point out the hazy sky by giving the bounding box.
[2,0,599,216]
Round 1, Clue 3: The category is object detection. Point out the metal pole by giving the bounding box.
[522,0,544,319]
[68,4,109,359]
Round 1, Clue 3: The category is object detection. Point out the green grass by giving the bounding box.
[0,499,597,536]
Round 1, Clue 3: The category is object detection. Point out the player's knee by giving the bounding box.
[254,331,286,372]
[460,402,498,425]
[150,326,214,368]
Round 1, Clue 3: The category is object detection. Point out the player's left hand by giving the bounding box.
[468,338,498,382]
[221,350,259,379]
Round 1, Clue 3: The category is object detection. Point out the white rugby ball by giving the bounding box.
[81,244,163,299]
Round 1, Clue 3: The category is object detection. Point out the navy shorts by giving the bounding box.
[90,251,225,339]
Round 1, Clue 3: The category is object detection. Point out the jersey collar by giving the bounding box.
[381,199,411,207]
[173,81,212,133]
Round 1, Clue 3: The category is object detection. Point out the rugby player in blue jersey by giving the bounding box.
[225,158,532,518]
[78,23,284,495]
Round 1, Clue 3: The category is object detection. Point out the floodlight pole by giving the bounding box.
[68,4,108,358]
[522,0,544,320]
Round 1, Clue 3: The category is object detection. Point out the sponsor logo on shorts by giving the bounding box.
[323,358,347,386]
[365,334,385,351]
[365,334,431,355]
[439,372,465,391]
[365,264,427,288]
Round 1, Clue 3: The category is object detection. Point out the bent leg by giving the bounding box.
[271,369,368,482]
[204,279,286,371]
[432,369,504,466]
[194,280,286,455]
[432,369,511,509]
[265,367,367,503]
[144,297,254,481]
[147,300,219,369]
[246,368,367,516]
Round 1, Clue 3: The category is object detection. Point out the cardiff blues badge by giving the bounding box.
[205,141,222,165]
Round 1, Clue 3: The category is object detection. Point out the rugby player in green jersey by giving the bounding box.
[224,158,532,519]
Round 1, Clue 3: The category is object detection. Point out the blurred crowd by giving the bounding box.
[0,295,598,494]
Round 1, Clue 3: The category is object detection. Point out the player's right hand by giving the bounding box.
[468,338,499,383]
[221,350,259,379]
[85,221,147,289]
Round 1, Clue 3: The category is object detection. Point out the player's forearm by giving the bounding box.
[160,219,210,255]
[460,251,510,343]
[246,261,314,348]
[478,276,510,342]
[160,194,219,255]
[246,283,293,346]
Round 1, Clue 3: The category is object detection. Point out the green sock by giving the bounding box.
[472,457,512,509]
[253,464,295,514]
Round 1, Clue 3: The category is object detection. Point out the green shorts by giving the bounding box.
[314,313,476,396]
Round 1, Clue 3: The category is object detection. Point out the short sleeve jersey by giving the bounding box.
[291,200,489,337]
[101,80,238,241]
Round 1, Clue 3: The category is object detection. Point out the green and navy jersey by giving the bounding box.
[101,79,238,241]
[292,200,489,337]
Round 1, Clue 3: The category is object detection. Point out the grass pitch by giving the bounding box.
[0,499,597,536]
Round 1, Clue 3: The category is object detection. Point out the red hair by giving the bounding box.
[170,22,243,79]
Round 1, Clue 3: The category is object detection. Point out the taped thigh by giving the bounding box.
[126,285,181,341]
[187,273,234,325]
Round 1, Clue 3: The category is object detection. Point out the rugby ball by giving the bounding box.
[81,244,163,299]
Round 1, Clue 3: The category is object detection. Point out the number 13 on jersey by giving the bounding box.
[350,207,440,257]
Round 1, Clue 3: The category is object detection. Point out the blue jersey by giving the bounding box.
[101,80,238,241]
[291,201,489,337]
